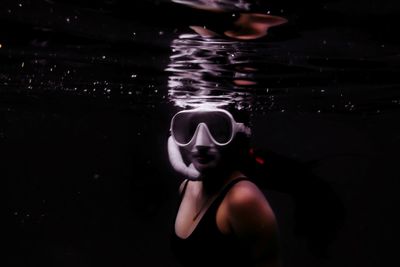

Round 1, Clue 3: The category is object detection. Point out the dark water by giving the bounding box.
[2,0,399,267]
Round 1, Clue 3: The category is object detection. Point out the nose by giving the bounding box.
[193,123,214,148]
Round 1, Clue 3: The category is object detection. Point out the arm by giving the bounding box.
[227,181,282,267]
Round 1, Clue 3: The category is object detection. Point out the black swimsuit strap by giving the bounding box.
[214,177,250,203]
[179,179,190,200]
[179,177,250,201]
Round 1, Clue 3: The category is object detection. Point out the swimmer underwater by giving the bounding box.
[167,106,282,267]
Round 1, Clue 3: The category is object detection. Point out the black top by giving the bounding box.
[170,177,254,267]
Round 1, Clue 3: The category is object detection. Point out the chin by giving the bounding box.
[192,160,219,173]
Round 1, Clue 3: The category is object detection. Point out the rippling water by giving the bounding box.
[2,1,400,267]
[1,0,399,114]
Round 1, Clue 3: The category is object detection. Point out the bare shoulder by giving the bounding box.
[225,179,276,224]
[224,179,281,265]
[226,180,269,206]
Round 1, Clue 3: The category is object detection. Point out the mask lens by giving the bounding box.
[172,110,233,145]
[204,112,232,144]
[172,113,199,145]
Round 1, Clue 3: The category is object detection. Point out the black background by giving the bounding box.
[2,0,400,266]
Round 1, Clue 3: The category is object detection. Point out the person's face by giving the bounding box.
[185,123,222,173]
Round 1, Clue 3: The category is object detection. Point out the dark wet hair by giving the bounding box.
[225,105,252,126]
[243,148,346,259]
[222,106,346,258]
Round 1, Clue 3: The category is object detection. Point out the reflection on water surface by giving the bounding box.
[0,0,399,114]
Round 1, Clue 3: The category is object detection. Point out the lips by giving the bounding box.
[192,152,214,164]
